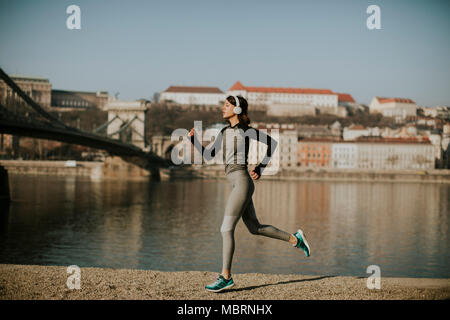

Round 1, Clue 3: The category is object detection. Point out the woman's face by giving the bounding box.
[222,99,237,119]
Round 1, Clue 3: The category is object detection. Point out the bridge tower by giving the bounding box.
[105,99,150,151]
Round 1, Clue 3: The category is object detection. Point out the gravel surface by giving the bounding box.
[0,264,449,300]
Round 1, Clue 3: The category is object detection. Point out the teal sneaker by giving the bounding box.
[205,274,235,292]
[293,228,311,257]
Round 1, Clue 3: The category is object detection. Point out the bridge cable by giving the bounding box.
[92,115,119,133]
[107,115,138,137]
[0,67,73,130]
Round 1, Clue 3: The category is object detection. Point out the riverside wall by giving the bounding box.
[190,165,450,184]
[0,157,150,181]
[0,159,449,183]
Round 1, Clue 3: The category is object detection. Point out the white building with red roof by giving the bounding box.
[330,137,433,169]
[228,81,356,117]
[343,124,369,141]
[159,85,225,106]
[336,92,364,116]
[369,96,417,120]
[342,124,382,141]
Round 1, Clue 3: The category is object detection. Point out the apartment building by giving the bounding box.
[249,123,297,169]
[160,86,225,106]
[297,138,333,168]
[369,97,417,120]
[227,81,357,116]
[298,136,434,170]
[0,75,52,107]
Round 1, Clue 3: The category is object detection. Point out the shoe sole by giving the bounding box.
[205,282,235,293]
[297,228,311,257]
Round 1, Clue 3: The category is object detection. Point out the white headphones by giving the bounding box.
[231,95,242,115]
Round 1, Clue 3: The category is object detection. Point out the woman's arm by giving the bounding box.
[250,128,278,175]
[189,127,226,162]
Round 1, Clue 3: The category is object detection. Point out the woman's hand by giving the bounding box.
[188,128,195,137]
[250,166,261,180]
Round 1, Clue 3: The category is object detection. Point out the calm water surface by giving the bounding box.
[0,174,449,278]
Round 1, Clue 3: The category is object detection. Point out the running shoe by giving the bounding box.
[205,274,235,292]
[293,228,311,257]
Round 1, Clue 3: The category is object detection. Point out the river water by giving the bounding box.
[1,174,449,278]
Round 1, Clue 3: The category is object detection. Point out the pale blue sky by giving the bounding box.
[1,0,449,106]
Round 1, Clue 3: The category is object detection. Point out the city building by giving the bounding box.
[0,74,52,107]
[0,134,13,157]
[380,125,416,138]
[159,86,225,106]
[250,123,297,169]
[297,138,333,168]
[51,90,109,110]
[297,124,335,138]
[343,125,381,141]
[414,116,442,129]
[426,130,443,163]
[330,121,342,137]
[337,93,362,110]
[331,142,358,168]
[343,125,368,141]
[369,97,417,121]
[353,137,434,170]
[336,93,364,117]
[442,123,450,168]
[336,106,348,117]
[421,106,450,120]
[298,136,434,170]
[227,81,343,116]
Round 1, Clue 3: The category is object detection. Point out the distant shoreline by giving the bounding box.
[188,166,450,184]
[1,160,450,183]
[0,264,449,300]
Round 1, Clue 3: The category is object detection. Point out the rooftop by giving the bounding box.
[347,124,366,130]
[52,89,108,96]
[163,86,224,94]
[336,93,356,103]
[229,81,334,95]
[376,97,416,104]
[298,136,431,144]
[8,74,50,83]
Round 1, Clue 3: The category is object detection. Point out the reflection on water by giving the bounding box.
[0,174,448,278]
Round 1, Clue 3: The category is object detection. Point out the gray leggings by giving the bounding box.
[220,169,292,271]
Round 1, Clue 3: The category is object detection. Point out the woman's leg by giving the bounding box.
[242,198,294,242]
[242,199,311,256]
[220,171,253,278]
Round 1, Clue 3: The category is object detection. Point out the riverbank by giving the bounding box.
[194,166,450,183]
[0,264,449,300]
[1,159,450,183]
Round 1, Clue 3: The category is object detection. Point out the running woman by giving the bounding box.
[188,95,310,293]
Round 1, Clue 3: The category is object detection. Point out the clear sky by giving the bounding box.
[1,0,449,106]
